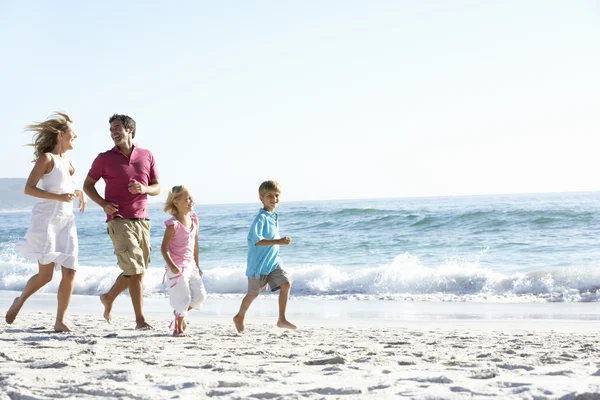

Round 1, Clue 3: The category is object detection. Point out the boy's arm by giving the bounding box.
[160,225,180,273]
[255,237,292,246]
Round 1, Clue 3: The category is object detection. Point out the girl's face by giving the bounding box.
[174,191,194,213]
[59,122,77,151]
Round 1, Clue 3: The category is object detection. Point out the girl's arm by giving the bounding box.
[160,225,180,273]
[24,154,75,203]
[194,229,203,276]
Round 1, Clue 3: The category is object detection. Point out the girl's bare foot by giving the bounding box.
[5,297,21,324]
[99,294,112,324]
[173,331,190,337]
[54,321,72,332]
[277,319,297,330]
[233,315,245,333]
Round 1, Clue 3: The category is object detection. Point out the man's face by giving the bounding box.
[110,120,133,146]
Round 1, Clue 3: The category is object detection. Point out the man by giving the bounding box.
[84,114,160,329]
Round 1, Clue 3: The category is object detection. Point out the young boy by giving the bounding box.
[233,180,296,333]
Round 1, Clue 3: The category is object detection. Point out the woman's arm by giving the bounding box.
[24,154,75,203]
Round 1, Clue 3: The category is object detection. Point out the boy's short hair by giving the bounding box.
[258,180,281,196]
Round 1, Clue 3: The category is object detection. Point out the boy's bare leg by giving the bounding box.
[99,273,129,324]
[5,262,54,324]
[129,274,152,330]
[233,294,257,333]
[55,267,76,332]
[277,282,296,330]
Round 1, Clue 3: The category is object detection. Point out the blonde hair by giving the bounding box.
[258,180,281,196]
[164,185,193,215]
[25,112,73,161]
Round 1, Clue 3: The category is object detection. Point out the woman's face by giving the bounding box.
[60,122,77,151]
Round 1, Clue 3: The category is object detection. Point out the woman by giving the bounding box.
[5,112,86,332]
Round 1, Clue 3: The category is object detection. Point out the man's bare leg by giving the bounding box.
[99,273,129,324]
[54,267,76,332]
[129,274,152,330]
[5,262,54,324]
[233,294,257,333]
[277,283,296,330]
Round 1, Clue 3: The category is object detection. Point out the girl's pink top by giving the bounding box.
[164,212,198,267]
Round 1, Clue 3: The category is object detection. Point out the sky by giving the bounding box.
[1,1,598,204]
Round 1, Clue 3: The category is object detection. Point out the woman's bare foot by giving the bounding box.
[277,319,297,330]
[233,315,245,333]
[5,297,21,324]
[173,331,190,337]
[99,294,112,324]
[54,321,72,333]
[135,321,154,330]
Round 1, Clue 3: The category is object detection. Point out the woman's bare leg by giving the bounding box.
[5,262,55,324]
[55,266,76,332]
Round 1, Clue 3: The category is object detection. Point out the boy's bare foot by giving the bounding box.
[135,321,154,330]
[5,297,21,324]
[54,321,72,333]
[233,315,245,333]
[99,294,112,324]
[277,319,297,330]
[173,331,190,337]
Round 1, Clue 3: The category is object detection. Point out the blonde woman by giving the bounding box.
[5,112,86,332]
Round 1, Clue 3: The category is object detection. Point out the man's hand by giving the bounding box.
[102,201,119,215]
[128,180,146,194]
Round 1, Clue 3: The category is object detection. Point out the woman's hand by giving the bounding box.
[198,268,203,277]
[75,190,87,213]
[57,193,77,203]
[170,266,181,274]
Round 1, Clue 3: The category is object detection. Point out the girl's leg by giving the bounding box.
[5,262,55,324]
[173,316,190,337]
[188,273,207,311]
[55,266,76,332]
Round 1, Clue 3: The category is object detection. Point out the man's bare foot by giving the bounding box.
[5,297,21,324]
[99,294,112,324]
[233,315,245,333]
[135,321,154,330]
[54,321,72,333]
[173,331,190,337]
[277,319,297,330]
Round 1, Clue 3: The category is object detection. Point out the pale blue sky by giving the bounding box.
[1,1,598,204]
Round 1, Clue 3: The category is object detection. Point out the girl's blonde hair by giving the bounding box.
[26,112,73,161]
[164,185,193,215]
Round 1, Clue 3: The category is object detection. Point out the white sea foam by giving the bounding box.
[2,253,600,302]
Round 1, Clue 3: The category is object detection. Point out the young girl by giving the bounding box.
[5,112,86,332]
[161,185,207,337]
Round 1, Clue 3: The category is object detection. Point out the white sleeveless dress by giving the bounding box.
[16,153,79,270]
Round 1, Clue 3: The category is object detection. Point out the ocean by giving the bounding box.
[1,192,600,303]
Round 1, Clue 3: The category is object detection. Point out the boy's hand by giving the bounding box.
[279,237,292,245]
[170,266,181,274]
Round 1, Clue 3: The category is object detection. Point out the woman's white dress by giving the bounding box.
[16,153,79,270]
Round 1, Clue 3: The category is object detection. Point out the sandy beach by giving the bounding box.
[1,294,599,399]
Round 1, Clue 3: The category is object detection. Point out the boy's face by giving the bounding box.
[260,190,280,212]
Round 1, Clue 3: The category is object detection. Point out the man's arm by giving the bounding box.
[83,175,118,215]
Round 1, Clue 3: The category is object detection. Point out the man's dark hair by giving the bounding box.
[109,114,136,138]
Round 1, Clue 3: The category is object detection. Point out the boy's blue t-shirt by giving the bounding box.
[247,208,281,278]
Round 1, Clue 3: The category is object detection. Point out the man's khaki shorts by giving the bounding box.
[247,266,291,295]
[107,218,151,276]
